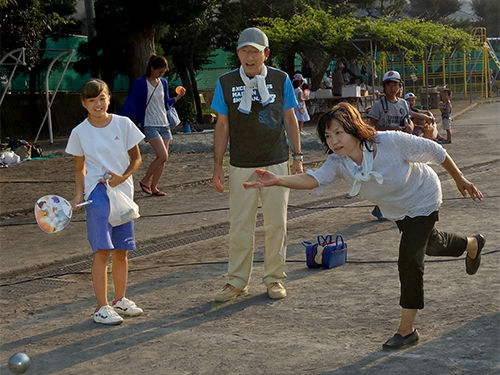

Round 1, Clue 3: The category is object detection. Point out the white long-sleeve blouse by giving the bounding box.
[307,131,447,221]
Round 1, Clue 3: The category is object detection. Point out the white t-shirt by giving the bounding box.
[65,114,145,199]
[144,80,169,127]
[307,131,447,221]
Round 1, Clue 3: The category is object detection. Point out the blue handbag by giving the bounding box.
[302,234,347,269]
[167,106,181,126]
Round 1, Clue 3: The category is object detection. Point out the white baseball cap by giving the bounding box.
[237,27,269,51]
[404,92,416,100]
[382,70,402,84]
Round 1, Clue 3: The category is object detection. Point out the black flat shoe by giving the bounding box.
[382,329,419,351]
[466,234,485,275]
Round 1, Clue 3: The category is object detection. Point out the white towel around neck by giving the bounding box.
[341,142,384,196]
[238,65,271,114]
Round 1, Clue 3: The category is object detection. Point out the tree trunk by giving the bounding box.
[186,26,203,124]
[188,61,203,124]
[306,52,332,90]
[127,28,156,87]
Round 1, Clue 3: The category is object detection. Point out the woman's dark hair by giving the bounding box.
[316,102,377,154]
[145,54,169,77]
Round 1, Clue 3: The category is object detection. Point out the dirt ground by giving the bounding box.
[0,100,499,374]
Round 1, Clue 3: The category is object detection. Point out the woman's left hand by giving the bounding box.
[175,86,186,100]
[455,175,483,201]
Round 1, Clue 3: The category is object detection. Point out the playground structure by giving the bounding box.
[0,48,75,144]
[376,27,499,108]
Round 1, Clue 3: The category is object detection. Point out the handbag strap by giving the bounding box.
[335,234,344,248]
[317,234,332,246]
[145,81,159,110]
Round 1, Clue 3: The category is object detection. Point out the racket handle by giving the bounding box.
[75,200,92,207]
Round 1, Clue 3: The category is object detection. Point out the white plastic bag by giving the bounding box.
[106,181,140,227]
[0,151,21,166]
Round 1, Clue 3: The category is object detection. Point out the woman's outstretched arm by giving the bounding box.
[243,168,319,190]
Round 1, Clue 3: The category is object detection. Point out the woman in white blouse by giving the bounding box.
[243,102,485,351]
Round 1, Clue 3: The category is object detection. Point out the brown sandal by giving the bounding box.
[139,181,152,195]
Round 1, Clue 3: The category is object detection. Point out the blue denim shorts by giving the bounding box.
[144,126,173,141]
[85,182,136,254]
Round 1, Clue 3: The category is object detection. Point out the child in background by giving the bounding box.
[439,89,452,144]
[367,70,413,221]
[292,79,310,134]
[66,79,145,325]
[404,92,447,143]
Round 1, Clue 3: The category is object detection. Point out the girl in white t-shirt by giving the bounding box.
[66,79,145,325]
[243,102,485,351]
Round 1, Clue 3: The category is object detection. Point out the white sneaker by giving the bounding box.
[94,305,123,325]
[112,297,143,316]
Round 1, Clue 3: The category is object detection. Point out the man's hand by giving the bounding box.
[212,165,225,193]
[291,159,303,174]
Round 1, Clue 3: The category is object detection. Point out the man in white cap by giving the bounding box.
[211,27,302,302]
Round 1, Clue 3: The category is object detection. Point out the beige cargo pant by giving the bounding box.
[227,161,289,290]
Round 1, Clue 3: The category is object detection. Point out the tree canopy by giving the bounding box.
[471,0,500,37]
[258,5,476,89]
[408,0,462,20]
[1,0,489,126]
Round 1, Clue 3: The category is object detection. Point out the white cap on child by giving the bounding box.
[382,70,402,84]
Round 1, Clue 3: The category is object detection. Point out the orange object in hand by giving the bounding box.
[175,86,183,95]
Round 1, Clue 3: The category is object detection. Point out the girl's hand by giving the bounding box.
[99,171,124,188]
[455,175,483,202]
[243,169,279,188]
[70,196,85,211]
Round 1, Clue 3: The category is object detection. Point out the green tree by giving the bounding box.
[260,6,357,88]
[351,0,407,18]
[260,9,476,88]
[75,0,222,122]
[1,0,80,136]
[471,0,500,37]
[408,0,462,20]
[0,0,17,7]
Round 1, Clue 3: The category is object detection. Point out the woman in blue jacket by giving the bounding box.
[120,54,186,196]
